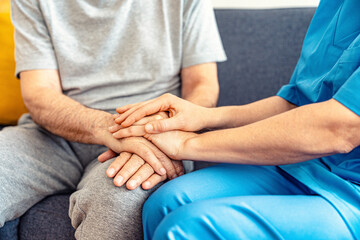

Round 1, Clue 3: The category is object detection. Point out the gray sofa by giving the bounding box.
[1,7,316,239]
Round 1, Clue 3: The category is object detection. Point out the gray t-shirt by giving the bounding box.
[12,0,226,112]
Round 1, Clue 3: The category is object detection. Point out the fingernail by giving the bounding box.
[143,181,150,188]
[179,172,184,176]
[115,176,123,185]
[107,168,115,177]
[155,115,162,120]
[128,180,136,187]
[160,168,166,175]
[145,124,153,132]
[172,174,178,179]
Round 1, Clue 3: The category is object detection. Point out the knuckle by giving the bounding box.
[120,152,131,158]
[175,164,183,172]
[127,127,133,135]
[139,149,150,159]
[156,121,166,131]
[134,156,145,165]
[120,169,131,177]
[144,163,155,173]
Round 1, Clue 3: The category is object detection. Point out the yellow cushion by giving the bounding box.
[0,0,27,125]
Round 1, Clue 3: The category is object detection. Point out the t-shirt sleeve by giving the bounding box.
[333,66,360,116]
[182,0,227,68]
[11,0,58,77]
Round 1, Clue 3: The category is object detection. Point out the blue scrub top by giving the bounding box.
[277,0,360,238]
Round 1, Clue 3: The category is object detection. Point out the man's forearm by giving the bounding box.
[181,63,219,107]
[24,87,113,145]
[182,84,219,107]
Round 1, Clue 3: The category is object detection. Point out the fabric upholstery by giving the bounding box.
[216,8,315,107]
[19,195,76,240]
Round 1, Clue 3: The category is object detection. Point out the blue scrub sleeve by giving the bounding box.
[275,63,302,106]
[333,65,360,116]
[276,84,300,106]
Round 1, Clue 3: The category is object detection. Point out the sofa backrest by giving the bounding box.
[215,8,316,107]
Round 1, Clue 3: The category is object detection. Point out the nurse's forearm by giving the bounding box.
[207,96,297,129]
[181,99,360,165]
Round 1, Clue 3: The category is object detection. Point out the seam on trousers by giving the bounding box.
[75,192,87,240]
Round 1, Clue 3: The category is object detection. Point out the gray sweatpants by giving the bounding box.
[0,114,156,239]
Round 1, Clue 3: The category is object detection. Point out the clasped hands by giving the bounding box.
[98,93,209,190]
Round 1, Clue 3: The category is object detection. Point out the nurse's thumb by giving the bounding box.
[145,119,177,133]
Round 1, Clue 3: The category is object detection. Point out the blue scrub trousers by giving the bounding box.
[143,164,354,240]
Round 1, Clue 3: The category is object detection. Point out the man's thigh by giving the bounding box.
[154,195,354,240]
[70,159,159,240]
[0,116,83,226]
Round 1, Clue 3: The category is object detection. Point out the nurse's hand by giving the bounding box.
[144,130,198,160]
[114,93,213,134]
[109,112,169,139]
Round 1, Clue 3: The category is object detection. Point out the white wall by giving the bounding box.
[212,0,319,9]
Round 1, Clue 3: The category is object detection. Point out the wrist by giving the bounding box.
[179,133,199,160]
[93,112,115,146]
[202,107,222,129]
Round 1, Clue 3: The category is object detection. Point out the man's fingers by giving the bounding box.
[144,140,178,179]
[106,152,132,178]
[134,144,166,176]
[112,126,146,139]
[111,138,166,176]
[142,173,167,190]
[108,124,122,133]
[172,160,185,177]
[126,163,154,190]
[158,153,177,180]
[98,149,117,163]
[113,154,145,187]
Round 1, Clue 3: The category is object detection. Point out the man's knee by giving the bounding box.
[70,171,151,240]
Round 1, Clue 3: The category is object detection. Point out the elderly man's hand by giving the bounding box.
[98,136,184,190]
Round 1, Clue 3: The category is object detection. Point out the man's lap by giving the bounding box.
[0,114,154,239]
[0,117,83,225]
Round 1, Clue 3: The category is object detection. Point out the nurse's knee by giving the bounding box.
[153,199,281,240]
[152,203,211,240]
[144,178,190,217]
